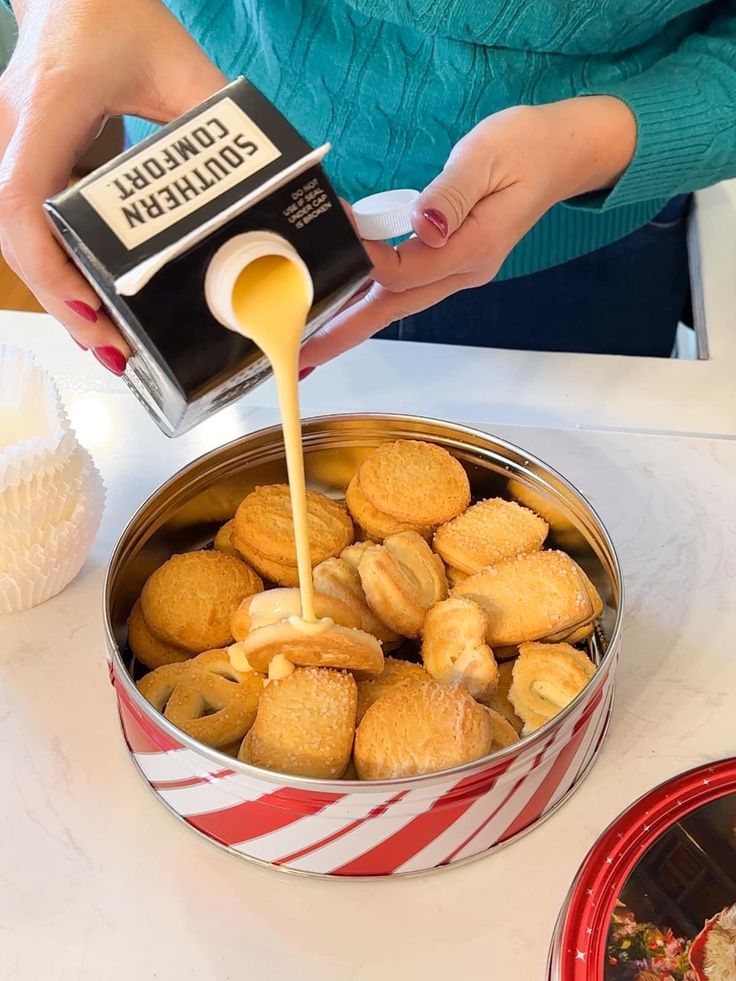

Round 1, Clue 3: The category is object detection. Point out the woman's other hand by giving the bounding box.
[0,0,226,370]
[301,96,637,369]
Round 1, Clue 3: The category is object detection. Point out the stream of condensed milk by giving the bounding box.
[230,254,327,640]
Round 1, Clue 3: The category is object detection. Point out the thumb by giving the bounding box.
[152,56,229,122]
[412,141,491,247]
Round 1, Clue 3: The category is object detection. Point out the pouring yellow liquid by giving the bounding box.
[230,254,319,626]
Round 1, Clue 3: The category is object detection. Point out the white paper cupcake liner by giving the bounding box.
[0,345,76,492]
[0,445,97,530]
[0,447,105,614]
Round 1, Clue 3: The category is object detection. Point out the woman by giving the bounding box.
[0,0,734,375]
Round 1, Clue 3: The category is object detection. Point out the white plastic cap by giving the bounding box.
[204,231,314,335]
[352,188,420,241]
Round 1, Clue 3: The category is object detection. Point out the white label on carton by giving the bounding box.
[80,98,281,249]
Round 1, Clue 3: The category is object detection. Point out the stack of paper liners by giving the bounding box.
[0,346,105,614]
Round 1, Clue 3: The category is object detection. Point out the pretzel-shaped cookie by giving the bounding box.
[137,649,264,748]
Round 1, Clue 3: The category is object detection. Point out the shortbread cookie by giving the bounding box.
[421,597,499,703]
[230,587,362,641]
[213,519,242,558]
[345,476,431,542]
[163,649,264,748]
[356,440,471,526]
[509,642,596,733]
[358,530,447,638]
[141,550,264,652]
[249,667,357,778]
[354,680,493,780]
[313,556,401,647]
[356,656,430,723]
[127,599,192,670]
[451,550,596,648]
[340,541,377,570]
[486,660,524,733]
[137,648,264,748]
[232,484,354,583]
[433,498,548,575]
[232,619,384,677]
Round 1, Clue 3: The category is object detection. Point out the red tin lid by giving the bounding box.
[549,758,736,980]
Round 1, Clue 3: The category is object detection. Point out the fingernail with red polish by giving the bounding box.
[423,209,448,238]
[71,337,88,351]
[298,367,315,381]
[93,346,127,376]
[65,299,98,323]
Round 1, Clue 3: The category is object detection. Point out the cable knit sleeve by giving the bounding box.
[568,0,736,210]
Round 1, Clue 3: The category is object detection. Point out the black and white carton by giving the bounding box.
[45,78,371,436]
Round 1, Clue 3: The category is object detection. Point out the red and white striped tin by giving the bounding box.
[105,414,623,878]
[548,757,736,980]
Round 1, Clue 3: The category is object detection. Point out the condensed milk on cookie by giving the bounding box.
[44,78,372,436]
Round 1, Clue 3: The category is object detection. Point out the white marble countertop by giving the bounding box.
[2,324,736,979]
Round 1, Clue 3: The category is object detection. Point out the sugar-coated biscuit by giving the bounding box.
[358,531,447,638]
[509,642,596,733]
[137,648,264,748]
[232,484,353,576]
[345,476,431,542]
[421,597,499,703]
[249,667,357,778]
[141,550,264,652]
[356,440,471,527]
[486,661,524,733]
[433,498,548,575]
[451,550,596,648]
[233,619,384,677]
[127,599,192,670]
[230,587,362,641]
[213,519,242,558]
[354,680,493,780]
[356,656,430,723]
[483,706,520,749]
[313,556,401,647]
[136,662,189,712]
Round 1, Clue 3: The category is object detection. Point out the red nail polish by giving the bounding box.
[298,367,315,381]
[65,299,99,323]
[71,337,88,351]
[93,346,127,376]
[423,209,448,238]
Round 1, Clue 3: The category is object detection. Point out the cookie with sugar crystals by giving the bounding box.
[433,498,548,575]
[249,667,357,779]
[450,550,596,648]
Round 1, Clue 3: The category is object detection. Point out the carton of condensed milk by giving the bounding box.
[45,78,371,436]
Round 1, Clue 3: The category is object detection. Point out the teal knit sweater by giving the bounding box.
[126,0,736,279]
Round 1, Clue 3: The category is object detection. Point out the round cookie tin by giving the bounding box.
[547,758,736,980]
[104,414,623,878]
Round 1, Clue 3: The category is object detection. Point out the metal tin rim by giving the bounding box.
[104,412,624,794]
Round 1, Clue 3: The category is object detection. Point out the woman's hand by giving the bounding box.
[301,96,637,369]
[0,0,226,371]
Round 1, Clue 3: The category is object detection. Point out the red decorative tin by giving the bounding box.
[105,414,623,877]
[548,758,736,979]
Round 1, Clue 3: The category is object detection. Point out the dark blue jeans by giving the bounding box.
[378,196,691,357]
